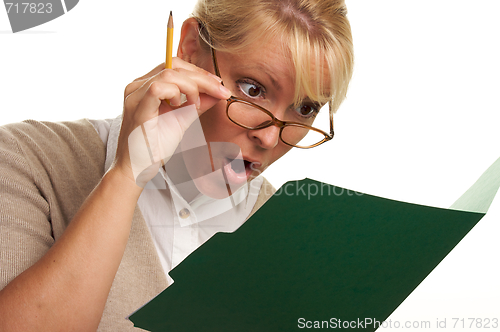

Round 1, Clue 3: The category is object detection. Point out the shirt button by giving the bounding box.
[179,208,190,219]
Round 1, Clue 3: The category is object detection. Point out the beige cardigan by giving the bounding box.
[0,119,274,331]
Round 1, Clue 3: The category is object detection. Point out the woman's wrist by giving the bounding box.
[102,165,144,201]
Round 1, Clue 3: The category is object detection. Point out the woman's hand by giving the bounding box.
[111,57,232,187]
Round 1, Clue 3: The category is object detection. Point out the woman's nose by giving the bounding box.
[248,125,281,150]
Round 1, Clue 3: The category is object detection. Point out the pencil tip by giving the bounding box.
[168,10,174,28]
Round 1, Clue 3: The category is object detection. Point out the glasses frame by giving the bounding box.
[208,40,334,149]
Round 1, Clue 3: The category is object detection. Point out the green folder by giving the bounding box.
[129,177,489,331]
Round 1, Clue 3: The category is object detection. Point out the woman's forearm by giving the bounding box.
[0,168,143,332]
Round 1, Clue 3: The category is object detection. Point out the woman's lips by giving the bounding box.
[223,158,247,187]
[222,157,258,186]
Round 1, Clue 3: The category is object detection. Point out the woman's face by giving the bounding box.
[200,44,296,177]
[178,24,324,199]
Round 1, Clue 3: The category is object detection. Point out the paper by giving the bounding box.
[129,178,487,331]
[450,156,500,213]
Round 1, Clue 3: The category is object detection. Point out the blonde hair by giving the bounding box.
[193,0,354,113]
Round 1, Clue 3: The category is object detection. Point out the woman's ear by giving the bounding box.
[177,18,201,63]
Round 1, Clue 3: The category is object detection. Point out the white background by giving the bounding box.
[1,1,499,329]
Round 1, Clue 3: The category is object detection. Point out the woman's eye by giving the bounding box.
[238,81,264,98]
[294,104,318,118]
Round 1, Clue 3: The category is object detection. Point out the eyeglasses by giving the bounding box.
[208,43,334,149]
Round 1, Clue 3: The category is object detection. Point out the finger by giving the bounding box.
[158,93,221,119]
[125,79,150,101]
[174,67,231,101]
[134,63,166,82]
[171,57,221,80]
[126,70,199,113]
[125,56,226,105]
[124,63,166,99]
[134,81,184,121]
[127,67,228,113]
[124,82,179,129]
[157,69,201,108]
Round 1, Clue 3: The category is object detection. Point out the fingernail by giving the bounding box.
[180,93,188,105]
[196,96,201,110]
[208,73,222,82]
[220,85,231,98]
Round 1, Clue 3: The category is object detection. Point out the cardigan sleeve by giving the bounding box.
[0,119,106,290]
[0,125,54,289]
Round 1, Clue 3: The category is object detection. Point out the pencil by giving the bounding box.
[163,11,174,109]
[159,11,174,168]
[166,11,173,70]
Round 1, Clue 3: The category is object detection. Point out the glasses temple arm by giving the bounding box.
[207,34,222,81]
[328,100,335,138]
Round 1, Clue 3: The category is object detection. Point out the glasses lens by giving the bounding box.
[227,100,273,129]
[227,99,329,148]
[281,124,326,148]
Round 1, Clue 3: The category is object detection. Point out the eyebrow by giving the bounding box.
[234,64,326,110]
[236,64,283,92]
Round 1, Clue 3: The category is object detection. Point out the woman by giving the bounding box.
[0,0,354,330]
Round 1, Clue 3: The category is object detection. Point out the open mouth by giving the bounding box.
[230,159,250,174]
[224,157,255,182]
[227,158,251,173]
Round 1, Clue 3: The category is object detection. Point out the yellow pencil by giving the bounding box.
[160,11,174,168]
[163,11,174,109]
[166,11,173,70]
